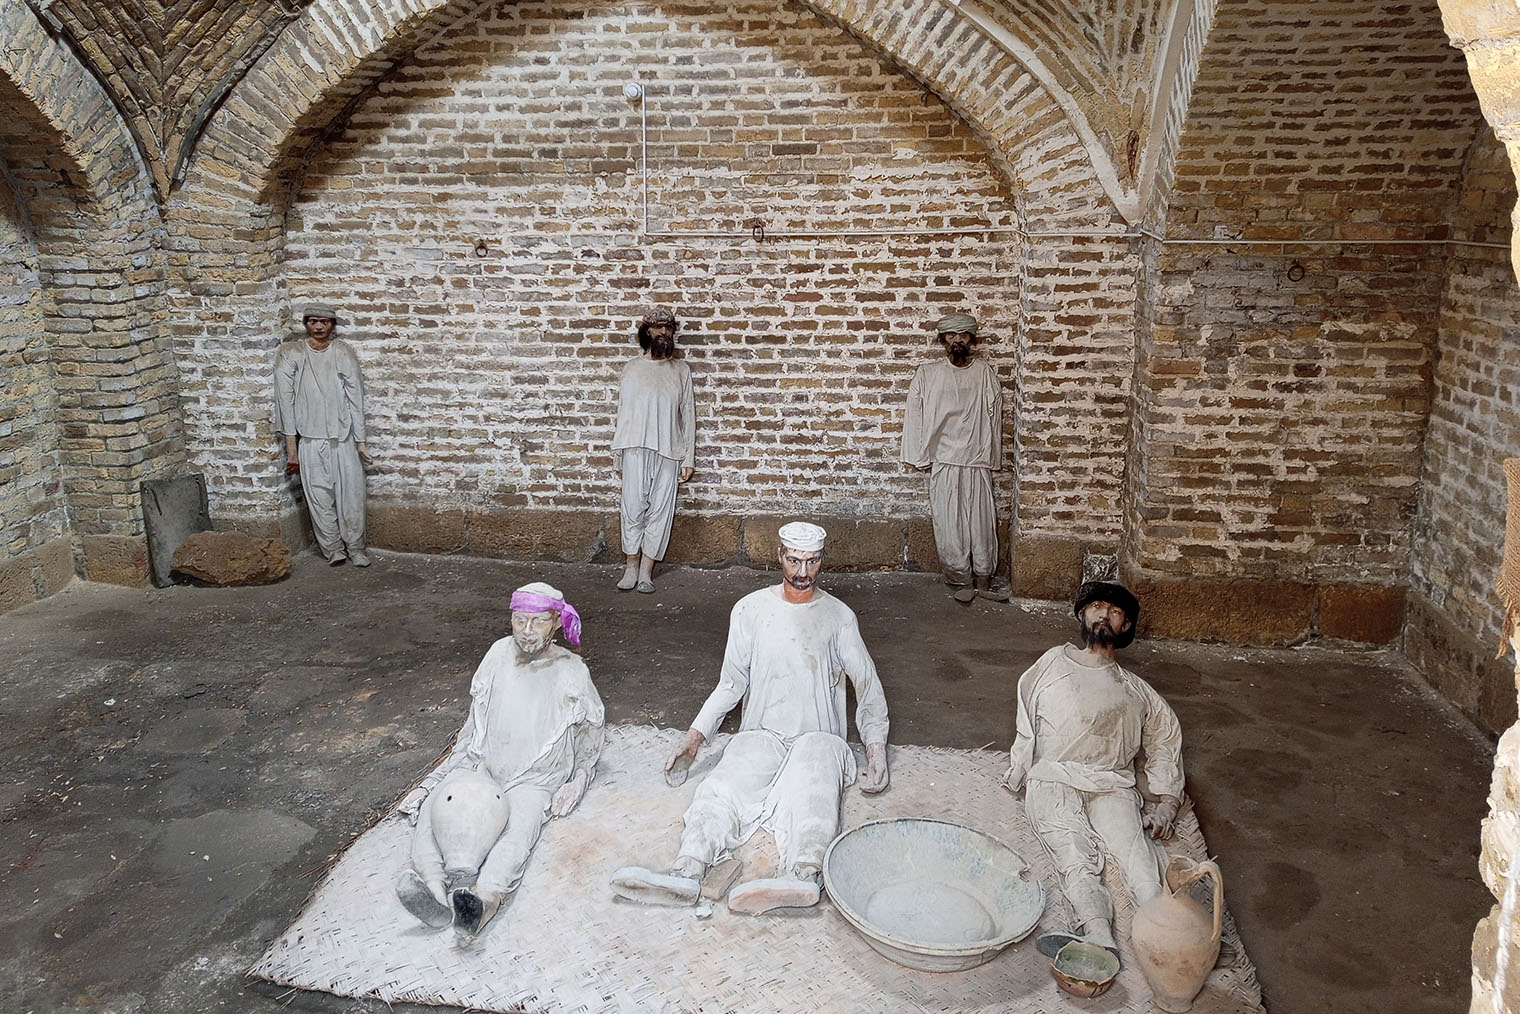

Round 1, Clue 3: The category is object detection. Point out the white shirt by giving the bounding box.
[1006,644,1184,797]
[692,586,889,747]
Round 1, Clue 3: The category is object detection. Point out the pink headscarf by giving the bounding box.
[509,582,582,646]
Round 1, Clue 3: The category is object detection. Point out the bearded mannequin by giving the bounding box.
[611,306,696,594]
[1003,581,1185,964]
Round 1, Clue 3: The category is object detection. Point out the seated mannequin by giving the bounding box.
[395,582,603,937]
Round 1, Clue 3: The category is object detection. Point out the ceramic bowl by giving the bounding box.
[822,817,1045,972]
[1050,940,1120,998]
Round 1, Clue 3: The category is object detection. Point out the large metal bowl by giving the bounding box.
[823,817,1045,972]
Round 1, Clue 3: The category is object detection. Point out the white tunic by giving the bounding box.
[901,358,1002,469]
[692,586,889,746]
[612,357,695,469]
[1006,645,1184,798]
[419,640,605,800]
[273,338,366,441]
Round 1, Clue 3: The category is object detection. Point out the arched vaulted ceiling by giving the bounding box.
[19,0,308,196]
[12,0,1207,221]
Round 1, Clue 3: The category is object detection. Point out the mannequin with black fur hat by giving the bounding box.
[1003,580,1185,964]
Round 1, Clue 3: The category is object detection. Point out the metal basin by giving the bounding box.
[823,817,1045,972]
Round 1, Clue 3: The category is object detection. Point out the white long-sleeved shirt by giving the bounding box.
[692,586,889,747]
[611,357,695,469]
[415,640,605,803]
[273,338,366,442]
[1005,644,1184,798]
[901,358,1002,469]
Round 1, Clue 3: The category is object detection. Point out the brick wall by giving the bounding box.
[1407,127,1520,734]
[0,162,72,610]
[1,0,187,587]
[1123,0,1484,642]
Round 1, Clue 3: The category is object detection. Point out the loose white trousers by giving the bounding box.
[1025,779,1167,949]
[929,462,996,577]
[678,730,856,875]
[299,435,366,558]
[410,779,553,905]
[619,447,680,560]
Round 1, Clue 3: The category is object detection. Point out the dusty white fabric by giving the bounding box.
[404,641,604,904]
[1007,645,1183,945]
[680,586,888,874]
[777,521,827,552]
[274,339,366,442]
[678,729,855,872]
[619,447,680,559]
[274,338,368,556]
[691,587,889,746]
[297,436,366,557]
[929,462,997,576]
[901,358,1001,470]
[1006,646,1183,797]
[612,357,695,469]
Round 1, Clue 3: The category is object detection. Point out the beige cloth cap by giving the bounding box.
[301,302,338,321]
[935,312,978,334]
[778,521,827,552]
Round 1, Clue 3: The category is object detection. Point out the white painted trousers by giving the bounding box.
[1025,779,1168,949]
[298,435,366,559]
[678,730,856,876]
[410,781,552,905]
[929,462,996,578]
[619,447,680,560]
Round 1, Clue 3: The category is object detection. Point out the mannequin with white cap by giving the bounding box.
[394,581,604,937]
[611,521,890,915]
[273,303,374,566]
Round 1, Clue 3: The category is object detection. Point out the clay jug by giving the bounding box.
[426,769,510,881]
[1130,855,1223,1013]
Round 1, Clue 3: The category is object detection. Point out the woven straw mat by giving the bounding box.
[250,725,1264,1013]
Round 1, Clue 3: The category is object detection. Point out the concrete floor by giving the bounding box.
[0,551,1496,1014]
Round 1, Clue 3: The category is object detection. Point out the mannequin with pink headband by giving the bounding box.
[395,581,604,937]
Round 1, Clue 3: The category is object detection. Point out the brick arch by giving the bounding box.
[1440,0,1520,282]
[193,0,1118,220]
[0,0,151,208]
[0,0,182,586]
[174,0,1135,563]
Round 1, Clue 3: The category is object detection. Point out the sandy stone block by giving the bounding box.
[1402,591,1482,719]
[663,515,742,565]
[368,504,467,555]
[601,513,740,564]
[1010,533,1082,599]
[906,518,940,572]
[1317,584,1405,644]
[171,530,293,586]
[35,535,76,596]
[468,509,603,563]
[0,555,36,614]
[82,534,151,587]
[741,515,792,565]
[815,519,904,571]
[1125,572,1315,645]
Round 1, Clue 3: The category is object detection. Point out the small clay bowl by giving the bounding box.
[1050,940,1120,998]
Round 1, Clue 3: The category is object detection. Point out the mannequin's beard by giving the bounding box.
[947,344,971,366]
[1078,617,1119,648]
[650,340,674,359]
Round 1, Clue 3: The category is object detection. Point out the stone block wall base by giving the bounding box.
[1121,569,1408,650]
[81,535,150,587]
[355,506,1003,572]
[0,535,78,616]
[1009,534,1086,599]
[1404,589,1517,736]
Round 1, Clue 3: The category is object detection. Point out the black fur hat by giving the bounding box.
[1072,580,1140,649]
